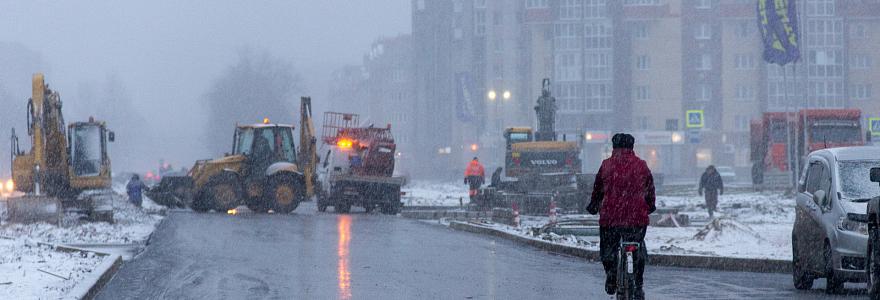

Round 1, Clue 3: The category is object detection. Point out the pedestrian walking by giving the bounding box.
[699,165,724,218]
[126,174,147,208]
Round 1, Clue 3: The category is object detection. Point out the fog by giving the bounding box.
[0,0,410,174]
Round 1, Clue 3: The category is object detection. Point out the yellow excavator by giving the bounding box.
[8,73,116,223]
[148,97,318,213]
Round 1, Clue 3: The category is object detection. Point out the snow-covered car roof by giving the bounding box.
[814,146,880,162]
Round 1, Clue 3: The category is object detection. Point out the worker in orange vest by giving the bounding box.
[464,157,485,201]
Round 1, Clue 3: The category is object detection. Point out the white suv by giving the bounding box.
[792,146,880,294]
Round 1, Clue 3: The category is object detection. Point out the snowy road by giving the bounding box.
[97,202,866,299]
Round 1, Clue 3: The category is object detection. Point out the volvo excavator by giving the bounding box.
[8,73,116,223]
[476,78,588,214]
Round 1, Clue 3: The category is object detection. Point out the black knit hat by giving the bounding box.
[611,133,635,149]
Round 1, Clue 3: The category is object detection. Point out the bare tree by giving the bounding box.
[202,49,302,155]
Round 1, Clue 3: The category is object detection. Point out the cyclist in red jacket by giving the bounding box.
[587,133,656,298]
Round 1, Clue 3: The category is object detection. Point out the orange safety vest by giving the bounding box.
[465,160,485,177]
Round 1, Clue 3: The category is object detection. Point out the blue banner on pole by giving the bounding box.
[757,0,801,66]
[455,72,477,122]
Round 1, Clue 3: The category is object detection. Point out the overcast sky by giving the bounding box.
[0,0,410,171]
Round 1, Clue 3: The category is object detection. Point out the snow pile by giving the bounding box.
[402,181,469,206]
[1,190,163,245]
[692,218,765,242]
[0,238,103,299]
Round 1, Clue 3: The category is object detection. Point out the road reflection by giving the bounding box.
[337,215,352,300]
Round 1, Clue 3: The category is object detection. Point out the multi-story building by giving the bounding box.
[404,0,880,180]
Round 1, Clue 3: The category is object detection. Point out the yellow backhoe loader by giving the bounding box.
[148,97,318,213]
[8,73,116,223]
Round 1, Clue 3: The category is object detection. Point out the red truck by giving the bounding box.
[751,109,864,187]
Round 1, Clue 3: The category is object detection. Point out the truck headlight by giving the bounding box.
[839,216,869,235]
[4,179,13,192]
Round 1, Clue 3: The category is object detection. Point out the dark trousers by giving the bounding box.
[600,226,647,288]
[704,190,718,216]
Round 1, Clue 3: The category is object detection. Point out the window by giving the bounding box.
[416,0,425,10]
[475,11,486,36]
[736,21,754,38]
[555,53,582,81]
[695,0,712,9]
[697,84,712,101]
[636,55,650,70]
[806,0,835,17]
[697,54,712,70]
[734,54,755,70]
[852,84,872,100]
[734,115,749,131]
[526,0,549,8]
[665,119,679,131]
[554,23,581,50]
[637,116,649,130]
[584,0,608,19]
[623,0,660,5]
[557,83,584,111]
[851,54,872,69]
[634,85,650,101]
[585,22,612,49]
[493,11,502,26]
[695,23,712,40]
[585,52,611,80]
[558,0,583,20]
[632,21,648,39]
[735,85,755,101]
[851,24,866,39]
[585,83,611,111]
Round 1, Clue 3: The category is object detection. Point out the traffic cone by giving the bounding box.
[512,202,520,227]
[548,200,557,225]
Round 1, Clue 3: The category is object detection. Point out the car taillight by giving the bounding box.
[513,158,521,165]
[624,244,639,253]
[565,156,573,166]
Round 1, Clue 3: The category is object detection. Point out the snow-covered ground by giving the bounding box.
[444,189,796,260]
[402,180,469,206]
[0,237,105,299]
[0,180,165,298]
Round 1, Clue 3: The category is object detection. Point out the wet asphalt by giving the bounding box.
[97,202,869,299]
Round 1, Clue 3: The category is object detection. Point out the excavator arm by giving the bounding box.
[298,97,318,198]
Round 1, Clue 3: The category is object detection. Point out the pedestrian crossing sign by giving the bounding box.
[686,110,704,128]
[871,117,880,136]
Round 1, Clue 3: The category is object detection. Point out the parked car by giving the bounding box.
[791,146,880,294]
[715,166,737,183]
[848,166,880,297]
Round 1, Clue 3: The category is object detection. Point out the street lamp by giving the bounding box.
[502,90,511,100]
[487,90,497,101]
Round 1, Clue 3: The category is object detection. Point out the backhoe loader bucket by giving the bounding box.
[146,176,194,208]
[6,195,63,224]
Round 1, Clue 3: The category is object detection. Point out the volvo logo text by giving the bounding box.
[530,160,558,165]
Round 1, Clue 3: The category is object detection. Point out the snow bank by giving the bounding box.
[402,181,469,206]
[0,238,103,299]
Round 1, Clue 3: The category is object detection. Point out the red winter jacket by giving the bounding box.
[588,149,656,227]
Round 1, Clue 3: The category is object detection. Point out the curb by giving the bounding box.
[32,242,123,300]
[448,221,791,274]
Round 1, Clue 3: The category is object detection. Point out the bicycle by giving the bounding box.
[616,241,643,300]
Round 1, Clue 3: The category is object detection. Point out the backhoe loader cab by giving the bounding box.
[232,124,298,167]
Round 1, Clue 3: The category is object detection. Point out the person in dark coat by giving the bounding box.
[699,165,724,218]
[586,133,656,297]
[126,174,147,208]
[489,167,503,188]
